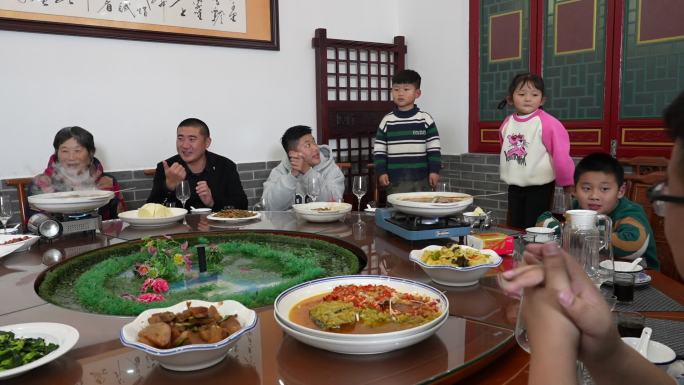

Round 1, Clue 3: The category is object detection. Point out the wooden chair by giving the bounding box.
[619,156,668,175]
[4,177,33,231]
[623,170,682,283]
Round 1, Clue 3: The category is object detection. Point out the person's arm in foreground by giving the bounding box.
[523,246,580,385]
[499,243,674,385]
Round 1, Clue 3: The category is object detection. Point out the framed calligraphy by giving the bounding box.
[0,0,279,50]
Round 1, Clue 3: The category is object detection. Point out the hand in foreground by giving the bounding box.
[499,243,620,364]
[378,174,390,187]
[429,173,440,189]
[288,151,311,177]
[163,161,187,191]
[195,181,214,208]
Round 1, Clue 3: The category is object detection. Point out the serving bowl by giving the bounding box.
[120,299,257,371]
[409,245,502,286]
[387,192,473,217]
[599,260,644,273]
[275,309,448,355]
[273,275,448,342]
[292,202,352,222]
[118,207,187,228]
[622,337,676,366]
[28,190,115,214]
[462,212,486,226]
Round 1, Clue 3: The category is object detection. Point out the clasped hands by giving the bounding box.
[163,160,214,207]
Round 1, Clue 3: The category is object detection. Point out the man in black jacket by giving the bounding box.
[147,118,248,210]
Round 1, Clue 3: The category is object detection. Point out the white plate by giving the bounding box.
[118,208,188,228]
[409,245,502,286]
[603,271,652,287]
[0,322,79,379]
[292,202,352,223]
[207,211,261,222]
[599,260,644,273]
[28,190,115,214]
[387,192,473,217]
[275,309,447,355]
[120,299,257,371]
[274,275,448,342]
[0,234,40,258]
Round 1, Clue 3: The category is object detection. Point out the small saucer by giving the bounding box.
[603,271,652,287]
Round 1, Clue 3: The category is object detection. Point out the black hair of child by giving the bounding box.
[281,125,312,153]
[392,69,421,88]
[497,72,546,110]
[664,89,684,142]
[573,152,624,187]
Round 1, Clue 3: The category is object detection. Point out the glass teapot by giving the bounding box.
[562,209,613,278]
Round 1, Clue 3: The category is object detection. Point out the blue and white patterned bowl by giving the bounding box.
[120,299,257,371]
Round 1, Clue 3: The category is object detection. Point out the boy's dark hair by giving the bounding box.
[497,72,546,109]
[281,125,312,153]
[392,69,421,88]
[178,118,210,137]
[574,152,624,186]
[664,90,684,180]
[53,126,95,157]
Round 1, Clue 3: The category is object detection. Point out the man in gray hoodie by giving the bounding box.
[262,125,345,211]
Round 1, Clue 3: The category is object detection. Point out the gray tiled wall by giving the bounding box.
[2,154,575,225]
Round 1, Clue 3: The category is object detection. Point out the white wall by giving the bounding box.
[0,0,469,179]
[396,0,470,156]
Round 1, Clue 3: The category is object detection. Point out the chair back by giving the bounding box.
[4,177,33,231]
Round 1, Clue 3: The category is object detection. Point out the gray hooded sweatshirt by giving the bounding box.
[262,145,345,211]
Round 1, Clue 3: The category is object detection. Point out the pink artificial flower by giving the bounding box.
[147,246,157,255]
[151,279,169,294]
[136,264,149,276]
[183,255,192,271]
[180,241,189,251]
[163,235,173,240]
[137,293,165,303]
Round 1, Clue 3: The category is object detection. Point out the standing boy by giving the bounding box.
[537,152,658,269]
[373,69,441,193]
[147,118,248,210]
[262,125,345,211]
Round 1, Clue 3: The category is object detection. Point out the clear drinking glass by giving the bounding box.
[352,176,367,213]
[551,186,571,222]
[0,195,13,234]
[307,175,321,203]
[436,180,449,193]
[252,196,267,211]
[175,180,191,209]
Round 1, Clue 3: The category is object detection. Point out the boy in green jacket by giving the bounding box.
[537,152,658,269]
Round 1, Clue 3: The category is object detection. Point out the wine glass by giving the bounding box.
[307,175,321,203]
[0,195,12,234]
[252,196,267,211]
[352,176,367,213]
[514,298,530,353]
[175,180,191,209]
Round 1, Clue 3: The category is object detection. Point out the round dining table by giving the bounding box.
[1,211,682,385]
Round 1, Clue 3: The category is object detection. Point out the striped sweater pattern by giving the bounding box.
[373,105,442,183]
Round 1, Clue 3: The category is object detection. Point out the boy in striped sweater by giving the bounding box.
[537,153,658,269]
[373,70,441,194]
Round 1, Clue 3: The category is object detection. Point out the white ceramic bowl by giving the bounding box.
[292,202,352,222]
[387,192,473,217]
[599,260,645,273]
[0,234,39,252]
[275,309,448,355]
[622,337,676,365]
[118,207,188,228]
[409,245,502,287]
[525,227,556,243]
[273,275,449,341]
[0,322,79,380]
[120,299,257,371]
[28,190,115,214]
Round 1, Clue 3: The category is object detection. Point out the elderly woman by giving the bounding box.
[30,126,124,219]
[499,90,684,385]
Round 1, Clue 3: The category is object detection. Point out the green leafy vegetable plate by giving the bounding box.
[0,323,79,379]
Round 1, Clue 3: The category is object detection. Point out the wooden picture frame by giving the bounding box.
[0,0,279,50]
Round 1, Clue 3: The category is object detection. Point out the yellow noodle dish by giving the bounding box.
[421,244,492,268]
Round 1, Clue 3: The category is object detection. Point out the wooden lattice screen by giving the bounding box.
[312,28,406,207]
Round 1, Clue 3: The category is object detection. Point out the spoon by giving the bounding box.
[636,327,652,358]
[627,257,643,272]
